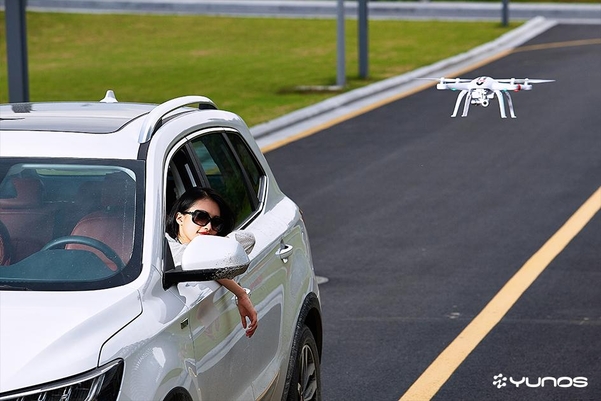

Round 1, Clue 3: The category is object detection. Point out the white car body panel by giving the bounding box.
[0,288,142,393]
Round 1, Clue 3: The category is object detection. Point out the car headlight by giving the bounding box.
[0,360,123,401]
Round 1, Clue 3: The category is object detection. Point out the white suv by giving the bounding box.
[0,93,322,401]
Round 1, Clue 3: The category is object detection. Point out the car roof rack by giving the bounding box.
[138,96,217,143]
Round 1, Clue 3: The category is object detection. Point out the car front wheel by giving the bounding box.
[289,325,321,401]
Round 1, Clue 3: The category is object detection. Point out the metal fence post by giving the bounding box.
[358,0,368,79]
[5,0,30,102]
[336,0,346,87]
[502,0,509,26]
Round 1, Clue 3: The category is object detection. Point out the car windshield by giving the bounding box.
[0,159,144,291]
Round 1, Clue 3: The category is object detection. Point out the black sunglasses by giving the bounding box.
[182,210,224,232]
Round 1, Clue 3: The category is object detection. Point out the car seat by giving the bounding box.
[66,172,136,271]
[0,177,55,262]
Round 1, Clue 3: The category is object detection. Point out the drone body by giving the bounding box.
[423,76,554,118]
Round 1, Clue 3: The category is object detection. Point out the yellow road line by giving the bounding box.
[399,186,601,401]
[511,38,601,53]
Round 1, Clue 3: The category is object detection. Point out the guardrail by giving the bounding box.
[1,1,600,23]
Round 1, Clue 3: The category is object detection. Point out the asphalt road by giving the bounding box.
[265,24,601,401]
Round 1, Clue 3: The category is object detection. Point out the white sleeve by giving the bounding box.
[165,234,186,267]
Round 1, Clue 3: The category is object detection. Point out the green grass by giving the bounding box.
[0,12,519,126]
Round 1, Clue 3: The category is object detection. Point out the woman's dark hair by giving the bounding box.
[166,187,234,238]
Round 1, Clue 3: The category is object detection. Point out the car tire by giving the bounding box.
[287,325,322,401]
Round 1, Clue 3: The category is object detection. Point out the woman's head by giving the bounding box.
[166,187,234,242]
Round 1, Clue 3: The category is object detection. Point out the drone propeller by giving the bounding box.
[418,77,472,83]
[497,78,555,84]
[525,78,555,84]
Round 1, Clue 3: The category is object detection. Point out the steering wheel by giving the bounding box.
[42,235,125,270]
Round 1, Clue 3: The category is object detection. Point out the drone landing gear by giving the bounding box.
[494,90,517,118]
[451,90,517,118]
[503,90,517,118]
[462,91,472,117]
[451,90,468,117]
[450,90,474,118]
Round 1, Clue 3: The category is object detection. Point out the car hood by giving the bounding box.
[0,287,142,393]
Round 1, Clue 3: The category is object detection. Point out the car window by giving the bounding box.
[190,132,264,227]
[227,132,263,196]
[165,144,204,213]
[0,160,143,291]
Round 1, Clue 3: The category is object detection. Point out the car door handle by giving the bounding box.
[276,243,294,262]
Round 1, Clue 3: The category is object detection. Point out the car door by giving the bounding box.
[166,128,288,400]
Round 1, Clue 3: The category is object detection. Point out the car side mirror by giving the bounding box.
[163,235,250,289]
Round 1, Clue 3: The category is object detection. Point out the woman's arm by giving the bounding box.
[217,278,258,338]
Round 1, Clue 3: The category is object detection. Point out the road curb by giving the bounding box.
[251,16,557,143]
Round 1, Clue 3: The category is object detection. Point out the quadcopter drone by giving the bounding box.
[422,76,554,118]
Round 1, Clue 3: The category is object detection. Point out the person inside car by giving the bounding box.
[166,187,258,338]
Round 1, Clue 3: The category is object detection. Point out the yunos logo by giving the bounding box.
[493,374,508,388]
[493,373,588,389]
